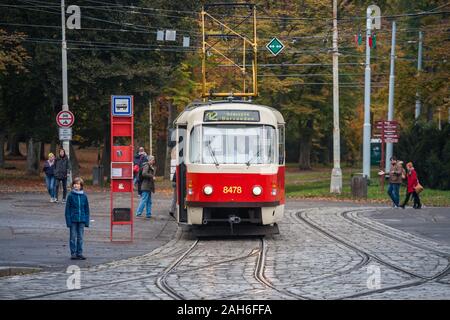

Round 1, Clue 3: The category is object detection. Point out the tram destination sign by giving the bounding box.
[204,110,260,122]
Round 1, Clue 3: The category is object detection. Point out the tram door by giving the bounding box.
[177,125,188,223]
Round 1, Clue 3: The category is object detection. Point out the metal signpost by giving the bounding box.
[363,5,381,179]
[60,1,80,185]
[385,21,397,173]
[110,95,134,242]
[374,120,399,191]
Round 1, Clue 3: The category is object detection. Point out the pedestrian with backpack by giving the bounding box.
[133,147,148,197]
[135,155,156,218]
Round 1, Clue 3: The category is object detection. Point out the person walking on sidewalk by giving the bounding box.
[55,148,71,203]
[65,177,90,260]
[43,152,56,202]
[42,152,55,202]
[135,155,156,218]
[379,156,403,208]
[400,162,422,209]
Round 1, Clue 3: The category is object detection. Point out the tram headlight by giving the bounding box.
[203,185,213,195]
[252,186,262,196]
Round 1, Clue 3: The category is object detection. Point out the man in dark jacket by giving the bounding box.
[133,147,148,196]
[135,155,155,218]
[381,156,403,208]
[54,148,71,203]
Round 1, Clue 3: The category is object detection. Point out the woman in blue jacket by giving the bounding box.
[65,177,90,260]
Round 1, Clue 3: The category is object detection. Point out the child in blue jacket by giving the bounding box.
[65,177,90,260]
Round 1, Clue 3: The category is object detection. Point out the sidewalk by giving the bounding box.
[0,191,177,273]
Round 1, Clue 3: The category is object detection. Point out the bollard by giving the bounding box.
[351,174,368,199]
[92,165,104,187]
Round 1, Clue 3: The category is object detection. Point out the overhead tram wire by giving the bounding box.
[11,0,450,22]
[6,2,448,55]
[7,1,203,35]
[0,22,170,35]
[7,3,447,39]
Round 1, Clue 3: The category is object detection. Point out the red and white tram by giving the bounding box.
[173,100,285,235]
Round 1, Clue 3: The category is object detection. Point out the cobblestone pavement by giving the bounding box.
[0,207,449,300]
[0,192,178,271]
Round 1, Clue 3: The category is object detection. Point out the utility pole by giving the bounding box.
[415,31,423,119]
[149,101,152,156]
[438,107,442,130]
[330,0,342,194]
[61,0,71,184]
[385,21,396,173]
[362,6,372,179]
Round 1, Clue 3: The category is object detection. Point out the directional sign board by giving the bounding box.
[59,127,72,141]
[266,37,285,56]
[374,120,399,143]
[112,96,132,116]
[56,110,75,127]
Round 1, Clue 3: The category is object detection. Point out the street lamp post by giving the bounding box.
[415,31,423,120]
[330,0,342,194]
[362,7,372,179]
[61,0,71,184]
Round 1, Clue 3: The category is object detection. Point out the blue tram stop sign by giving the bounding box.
[266,37,285,56]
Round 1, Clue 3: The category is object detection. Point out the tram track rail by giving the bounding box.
[9,207,450,300]
[156,236,307,300]
[296,209,450,299]
[262,211,372,295]
[341,210,450,258]
[340,209,450,287]
[17,229,193,300]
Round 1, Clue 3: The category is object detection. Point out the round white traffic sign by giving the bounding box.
[56,110,75,127]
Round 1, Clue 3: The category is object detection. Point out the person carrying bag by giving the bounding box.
[400,162,422,209]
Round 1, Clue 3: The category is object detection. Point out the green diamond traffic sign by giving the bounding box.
[266,37,285,56]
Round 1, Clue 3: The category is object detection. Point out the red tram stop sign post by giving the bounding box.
[56,110,75,127]
[110,95,134,242]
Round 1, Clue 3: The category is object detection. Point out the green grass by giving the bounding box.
[285,166,450,207]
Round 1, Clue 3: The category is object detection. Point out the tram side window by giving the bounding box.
[189,125,201,163]
[262,126,276,164]
[278,125,285,165]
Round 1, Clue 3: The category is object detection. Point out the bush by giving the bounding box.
[396,123,450,190]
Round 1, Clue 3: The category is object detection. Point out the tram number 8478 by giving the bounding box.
[223,186,242,194]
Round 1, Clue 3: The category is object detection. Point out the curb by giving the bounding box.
[0,267,42,277]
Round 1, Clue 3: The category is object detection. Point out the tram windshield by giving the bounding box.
[189,124,276,165]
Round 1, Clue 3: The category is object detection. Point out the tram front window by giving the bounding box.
[189,124,276,164]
